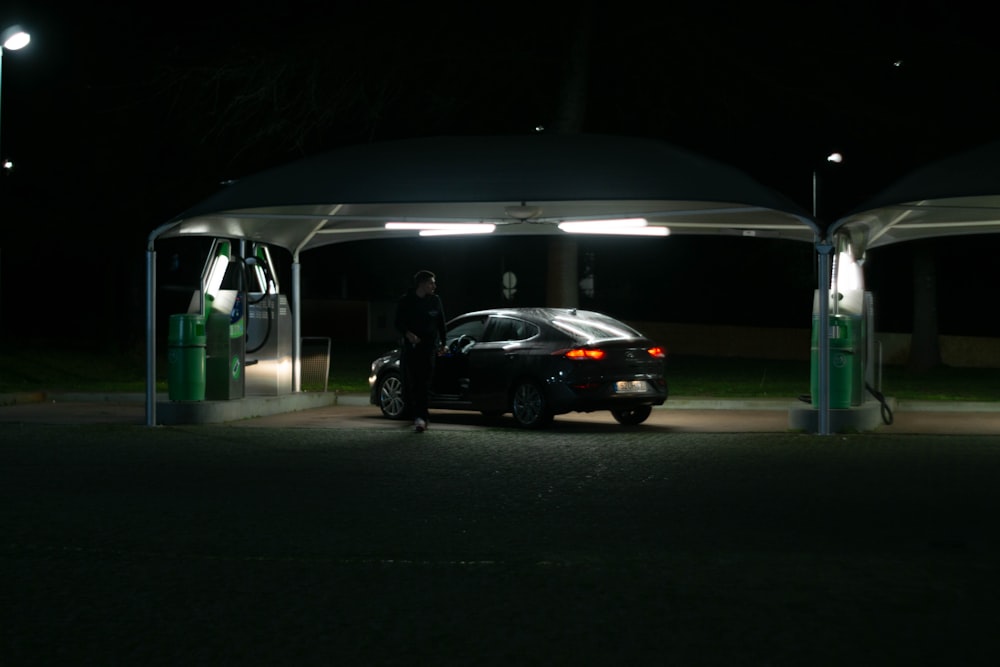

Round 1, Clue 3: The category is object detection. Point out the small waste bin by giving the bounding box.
[168,313,207,401]
[810,314,862,408]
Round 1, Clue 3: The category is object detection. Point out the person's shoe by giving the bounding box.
[414,418,427,433]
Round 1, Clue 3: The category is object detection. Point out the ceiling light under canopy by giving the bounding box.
[384,222,496,236]
[557,218,669,236]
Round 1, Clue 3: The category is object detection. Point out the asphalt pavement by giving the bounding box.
[2,401,999,666]
[4,389,1000,665]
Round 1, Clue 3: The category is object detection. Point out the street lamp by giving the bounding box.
[812,152,843,218]
[1,25,31,173]
[1,24,30,337]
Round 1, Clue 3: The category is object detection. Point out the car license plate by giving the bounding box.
[615,380,649,394]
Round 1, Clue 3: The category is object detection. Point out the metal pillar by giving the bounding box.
[292,258,302,392]
[816,240,833,435]
[145,247,157,426]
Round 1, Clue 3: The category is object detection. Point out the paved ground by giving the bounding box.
[2,395,999,665]
[2,392,1000,434]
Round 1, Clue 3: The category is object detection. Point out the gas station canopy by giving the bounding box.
[145,133,824,429]
[831,139,1000,255]
[151,134,818,253]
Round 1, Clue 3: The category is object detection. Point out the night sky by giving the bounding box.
[2,1,999,344]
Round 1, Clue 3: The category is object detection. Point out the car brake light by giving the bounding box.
[647,346,666,358]
[564,348,606,360]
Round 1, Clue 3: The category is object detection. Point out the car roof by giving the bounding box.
[459,307,612,321]
[455,308,646,339]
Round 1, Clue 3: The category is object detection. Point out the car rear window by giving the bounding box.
[550,315,641,341]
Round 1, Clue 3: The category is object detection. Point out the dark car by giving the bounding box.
[369,307,668,428]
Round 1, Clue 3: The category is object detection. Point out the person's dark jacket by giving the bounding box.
[394,289,446,347]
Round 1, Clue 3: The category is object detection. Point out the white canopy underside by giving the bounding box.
[832,140,1000,254]
[154,199,818,253]
[151,134,819,252]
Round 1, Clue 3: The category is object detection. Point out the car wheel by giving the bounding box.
[611,405,652,426]
[377,371,407,419]
[510,380,552,428]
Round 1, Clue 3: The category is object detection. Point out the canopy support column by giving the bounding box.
[292,257,302,392]
[816,240,834,435]
[145,247,157,426]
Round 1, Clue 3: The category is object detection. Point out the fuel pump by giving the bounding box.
[202,239,247,400]
[246,245,276,356]
[810,237,865,408]
[244,243,293,395]
[187,238,291,400]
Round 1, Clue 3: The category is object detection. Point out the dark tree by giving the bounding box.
[908,240,941,372]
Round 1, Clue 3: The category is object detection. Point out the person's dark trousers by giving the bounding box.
[402,343,436,421]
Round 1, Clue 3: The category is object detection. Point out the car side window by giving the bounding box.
[483,317,538,343]
[446,316,487,345]
[512,319,538,341]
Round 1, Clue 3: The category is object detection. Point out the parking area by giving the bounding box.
[2,411,999,665]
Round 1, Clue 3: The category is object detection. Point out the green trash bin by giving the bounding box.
[167,314,207,401]
[810,314,862,408]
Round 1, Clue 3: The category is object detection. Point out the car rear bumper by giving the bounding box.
[546,379,668,415]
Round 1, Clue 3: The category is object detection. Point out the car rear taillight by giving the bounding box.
[647,346,666,358]
[562,348,606,360]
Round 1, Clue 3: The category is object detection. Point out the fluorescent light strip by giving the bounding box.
[563,226,669,236]
[419,226,495,236]
[385,222,496,235]
[558,218,668,236]
[559,217,648,228]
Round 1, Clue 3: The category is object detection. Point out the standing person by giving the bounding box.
[394,270,447,432]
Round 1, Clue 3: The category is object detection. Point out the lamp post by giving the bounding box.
[812,152,843,218]
[1,25,31,172]
[0,25,31,337]
[812,151,843,435]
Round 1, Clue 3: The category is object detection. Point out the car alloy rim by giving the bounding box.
[512,384,542,424]
[380,375,405,416]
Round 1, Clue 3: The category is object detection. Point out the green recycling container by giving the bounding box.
[167,314,207,401]
[810,314,862,409]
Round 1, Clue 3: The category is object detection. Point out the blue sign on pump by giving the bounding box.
[229,294,245,339]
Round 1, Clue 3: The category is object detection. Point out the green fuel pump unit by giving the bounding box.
[184,238,292,401]
[202,240,247,400]
[810,241,871,409]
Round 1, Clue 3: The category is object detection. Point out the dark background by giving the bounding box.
[2,1,999,348]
